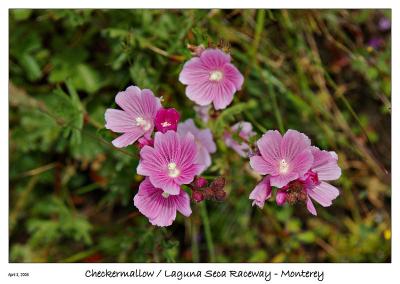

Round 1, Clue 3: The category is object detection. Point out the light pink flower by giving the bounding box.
[177,119,216,173]
[224,121,256,158]
[249,130,313,188]
[249,176,272,208]
[303,147,341,215]
[137,130,201,195]
[179,48,244,110]
[105,86,161,148]
[133,178,192,227]
[155,108,180,133]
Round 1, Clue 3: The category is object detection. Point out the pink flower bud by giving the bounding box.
[192,190,204,203]
[194,177,208,188]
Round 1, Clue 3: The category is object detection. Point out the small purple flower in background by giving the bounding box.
[378,17,391,31]
[179,48,244,110]
[155,108,180,133]
[137,130,201,195]
[105,86,161,148]
[249,130,313,188]
[178,119,216,173]
[194,105,211,123]
[249,176,272,208]
[224,121,256,158]
[133,178,192,227]
[367,37,384,50]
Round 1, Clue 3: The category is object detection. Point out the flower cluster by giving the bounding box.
[248,130,341,215]
[104,46,244,226]
[104,43,342,227]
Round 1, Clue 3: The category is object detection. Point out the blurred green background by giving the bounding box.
[9,9,391,262]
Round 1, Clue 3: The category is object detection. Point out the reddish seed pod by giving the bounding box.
[211,177,225,191]
[214,190,226,201]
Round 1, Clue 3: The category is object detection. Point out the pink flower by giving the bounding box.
[133,178,192,227]
[249,130,313,188]
[224,121,256,158]
[155,108,180,133]
[177,119,216,173]
[302,147,341,215]
[179,48,244,110]
[105,86,161,148]
[249,176,272,208]
[137,130,201,195]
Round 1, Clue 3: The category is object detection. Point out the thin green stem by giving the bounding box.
[268,83,285,133]
[199,202,216,262]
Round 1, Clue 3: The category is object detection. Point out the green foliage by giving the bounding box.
[9,9,391,263]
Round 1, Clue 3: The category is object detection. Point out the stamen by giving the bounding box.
[161,121,171,127]
[167,162,180,178]
[162,192,170,198]
[135,117,151,131]
[279,159,289,174]
[209,70,223,81]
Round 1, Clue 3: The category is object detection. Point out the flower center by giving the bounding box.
[161,192,170,198]
[135,117,151,131]
[279,159,289,174]
[167,162,180,178]
[161,121,171,127]
[209,70,223,81]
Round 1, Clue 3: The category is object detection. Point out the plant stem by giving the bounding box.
[199,202,216,262]
[268,83,285,133]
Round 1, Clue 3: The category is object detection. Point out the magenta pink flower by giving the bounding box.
[155,108,180,133]
[133,178,191,227]
[249,130,313,188]
[224,121,256,158]
[137,130,201,195]
[105,86,161,148]
[249,176,272,208]
[177,119,216,173]
[179,48,244,110]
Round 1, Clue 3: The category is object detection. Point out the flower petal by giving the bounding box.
[199,48,231,68]
[249,177,272,208]
[105,109,138,133]
[311,147,341,181]
[257,130,282,162]
[173,191,192,217]
[269,172,298,188]
[280,129,311,162]
[308,181,340,207]
[249,155,275,175]
[306,196,317,216]
[179,57,210,85]
[223,63,244,90]
[212,80,236,110]
[111,131,143,148]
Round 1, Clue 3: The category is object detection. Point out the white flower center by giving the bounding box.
[279,159,289,174]
[161,121,171,127]
[161,192,170,198]
[135,117,151,131]
[167,162,180,178]
[209,70,223,81]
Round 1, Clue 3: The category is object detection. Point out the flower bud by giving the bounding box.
[192,190,204,203]
[210,177,225,191]
[193,177,208,188]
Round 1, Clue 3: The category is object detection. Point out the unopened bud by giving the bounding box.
[192,190,204,203]
[193,177,208,188]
